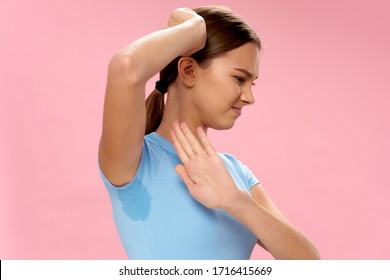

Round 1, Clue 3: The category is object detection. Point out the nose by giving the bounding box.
[240,87,255,105]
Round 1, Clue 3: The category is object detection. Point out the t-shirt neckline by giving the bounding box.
[149,132,176,153]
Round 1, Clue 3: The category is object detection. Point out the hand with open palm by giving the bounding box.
[170,122,243,210]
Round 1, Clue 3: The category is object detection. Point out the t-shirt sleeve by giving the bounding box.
[240,160,260,189]
[220,153,260,190]
[98,138,158,199]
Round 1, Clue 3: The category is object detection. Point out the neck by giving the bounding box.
[155,89,207,143]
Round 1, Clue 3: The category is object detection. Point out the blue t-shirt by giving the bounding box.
[99,132,260,259]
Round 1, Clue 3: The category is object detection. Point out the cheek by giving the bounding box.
[209,74,238,97]
[196,72,239,109]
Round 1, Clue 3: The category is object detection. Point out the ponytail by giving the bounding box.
[145,56,181,135]
[145,89,165,135]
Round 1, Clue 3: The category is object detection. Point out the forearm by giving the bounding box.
[223,190,321,260]
[110,16,206,83]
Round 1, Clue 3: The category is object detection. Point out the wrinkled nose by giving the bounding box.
[240,88,255,105]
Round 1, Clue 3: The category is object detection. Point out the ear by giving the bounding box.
[177,57,198,88]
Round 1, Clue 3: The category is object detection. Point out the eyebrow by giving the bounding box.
[234,68,258,79]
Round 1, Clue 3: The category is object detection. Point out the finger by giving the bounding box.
[197,127,216,155]
[172,121,196,158]
[171,128,190,164]
[179,122,206,155]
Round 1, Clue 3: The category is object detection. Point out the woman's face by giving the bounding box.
[192,42,260,130]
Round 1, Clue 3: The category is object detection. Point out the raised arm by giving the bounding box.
[98,8,206,186]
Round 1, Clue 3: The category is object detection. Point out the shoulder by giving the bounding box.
[219,152,243,168]
[218,152,248,176]
[219,152,260,190]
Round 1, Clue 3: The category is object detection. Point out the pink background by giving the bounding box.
[1,0,389,259]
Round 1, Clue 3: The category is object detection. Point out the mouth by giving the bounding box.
[231,106,242,116]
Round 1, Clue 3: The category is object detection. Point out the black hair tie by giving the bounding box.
[155,80,168,94]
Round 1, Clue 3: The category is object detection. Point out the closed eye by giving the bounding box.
[235,76,246,84]
[233,68,258,86]
[235,76,256,86]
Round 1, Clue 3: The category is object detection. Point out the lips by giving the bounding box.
[232,106,242,116]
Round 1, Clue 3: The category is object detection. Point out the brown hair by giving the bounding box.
[145,6,261,135]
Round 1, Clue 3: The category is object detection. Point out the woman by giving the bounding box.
[98,6,320,260]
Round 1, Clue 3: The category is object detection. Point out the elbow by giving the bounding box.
[277,245,321,260]
[299,247,321,260]
[310,248,321,260]
[108,52,144,84]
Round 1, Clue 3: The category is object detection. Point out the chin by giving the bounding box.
[209,120,236,130]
